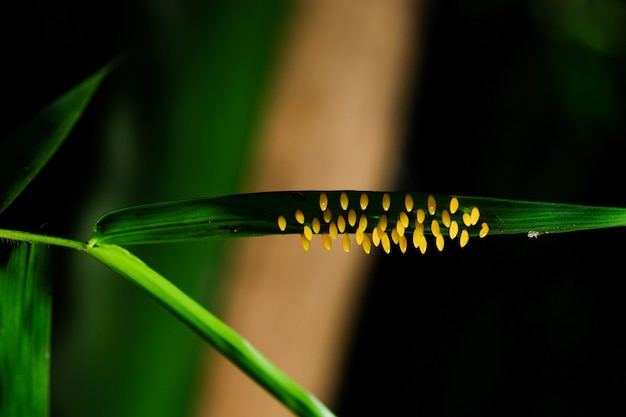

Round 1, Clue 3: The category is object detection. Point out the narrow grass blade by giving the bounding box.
[87,243,335,417]
[0,243,51,417]
[91,191,626,247]
[0,61,115,214]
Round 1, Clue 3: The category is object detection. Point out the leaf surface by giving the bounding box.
[91,191,626,246]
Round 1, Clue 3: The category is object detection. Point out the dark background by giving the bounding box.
[337,1,626,416]
[2,1,626,416]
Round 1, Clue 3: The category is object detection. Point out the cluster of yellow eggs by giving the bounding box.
[277,192,489,254]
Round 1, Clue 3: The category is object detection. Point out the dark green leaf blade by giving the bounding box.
[0,243,51,417]
[0,62,115,214]
[90,191,626,246]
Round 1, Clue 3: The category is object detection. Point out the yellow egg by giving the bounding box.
[358,214,368,231]
[360,193,369,210]
[348,209,357,227]
[340,192,349,210]
[329,222,338,239]
[470,207,480,226]
[295,209,305,224]
[322,233,332,250]
[431,219,441,237]
[436,234,444,252]
[342,234,351,252]
[303,225,313,241]
[377,214,388,233]
[417,208,426,224]
[449,220,459,239]
[319,192,328,211]
[449,197,459,214]
[427,195,436,215]
[405,194,414,212]
[362,234,372,254]
[382,193,391,211]
[479,222,489,238]
[337,215,346,233]
[312,218,321,234]
[277,215,287,231]
[323,209,332,223]
[441,209,451,228]
[381,232,391,254]
[460,230,469,248]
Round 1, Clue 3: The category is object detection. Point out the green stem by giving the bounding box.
[87,243,335,417]
[0,228,335,416]
[0,228,86,251]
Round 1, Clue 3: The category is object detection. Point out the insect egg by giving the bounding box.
[399,235,408,253]
[449,197,459,214]
[405,194,414,212]
[431,219,441,237]
[312,218,321,233]
[303,225,313,241]
[360,193,369,210]
[322,233,332,250]
[436,234,445,252]
[358,214,368,231]
[462,213,472,227]
[301,234,311,251]
[295,209,305,224]
[479,222,489,238]
[460,230,469,248]
[390,228,400,244]
[362,234,372,254]
[399,211,410,228]
[348,209,357,227]
[412,231,420,249]
[319,193,328,211]
[416,209,426,224]
[418,234,427,254]
[441,209,451,228]
[355,229,365,245]
[377,214,388,233]
[470,207,480,225]
[337,215,346,233]
[395,220,405,237]
[372,228,381,247]
[382,193,391,211]
[427,195,436,215]
[340,192,349,210]
[449,220,459,239]
[329,222,339,239]
[381,232,391,254]
[277,216,287,231]
[342,233,351,252]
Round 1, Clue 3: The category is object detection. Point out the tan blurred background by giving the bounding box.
[194,1,420,415]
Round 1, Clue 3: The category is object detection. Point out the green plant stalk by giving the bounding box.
[0,229,333,417]
[0,228,335,417]
[87,243,335,417]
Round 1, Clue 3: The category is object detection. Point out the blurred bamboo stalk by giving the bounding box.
[194,1,420,416]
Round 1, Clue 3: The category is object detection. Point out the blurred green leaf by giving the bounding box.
[0,243,50,417]
[91,191,626,247]
[0,62,114,214]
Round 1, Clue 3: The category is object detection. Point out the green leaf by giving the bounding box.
[90,191,626,249]
[0,61,115,214]
[87,243,335,417]
[0,243,51,417]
